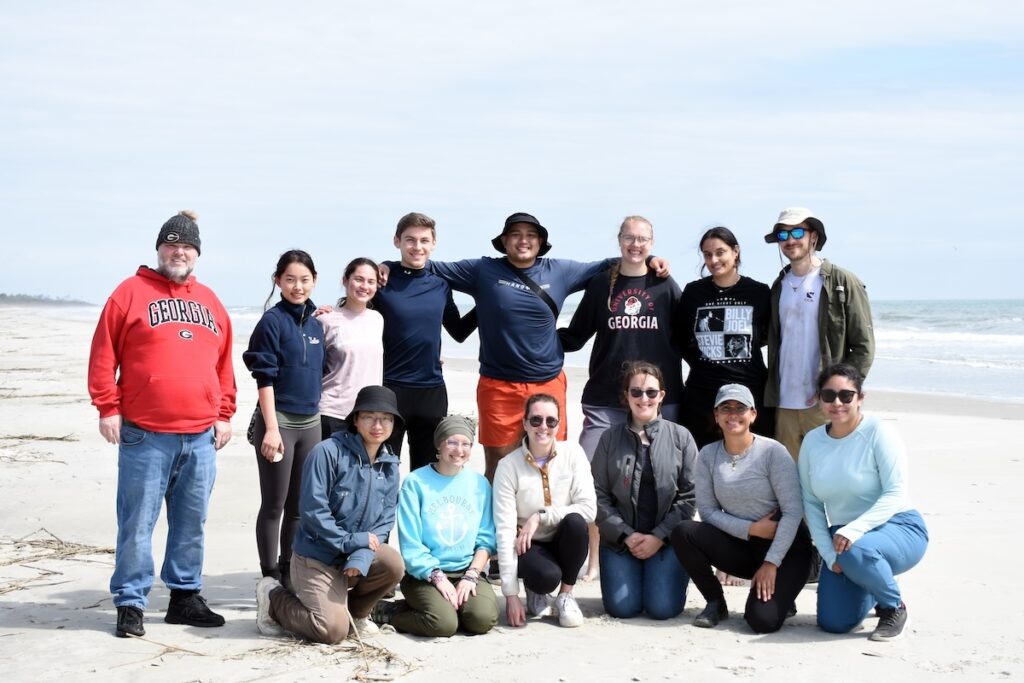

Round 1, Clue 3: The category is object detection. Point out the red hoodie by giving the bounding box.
[88,266,237,433]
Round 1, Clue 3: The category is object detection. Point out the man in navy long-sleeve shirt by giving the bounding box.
[374,212,477,472]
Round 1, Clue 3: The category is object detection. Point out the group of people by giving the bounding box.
[87,206,928,646]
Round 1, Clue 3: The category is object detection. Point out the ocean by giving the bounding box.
[58,298,1024,405]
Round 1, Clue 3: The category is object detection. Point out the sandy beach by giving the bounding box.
[1,303,1021,682]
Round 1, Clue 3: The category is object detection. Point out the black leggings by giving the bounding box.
[517,513,589,594]
[671,519,812,633]
[253,412,322,573]
[385,383,449,472]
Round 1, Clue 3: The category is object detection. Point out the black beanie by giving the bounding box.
[156,210,201,255]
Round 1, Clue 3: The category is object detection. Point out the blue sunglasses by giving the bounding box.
[775,227,806,241]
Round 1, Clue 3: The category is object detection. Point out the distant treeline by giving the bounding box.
[0,293,92,306]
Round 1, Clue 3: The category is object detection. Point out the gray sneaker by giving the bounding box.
[525,588,556,617]
[870,603,908,641]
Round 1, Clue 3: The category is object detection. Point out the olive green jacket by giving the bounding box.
[765,259,875,408]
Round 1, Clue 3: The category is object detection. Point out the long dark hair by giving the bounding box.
[264,249,317,310]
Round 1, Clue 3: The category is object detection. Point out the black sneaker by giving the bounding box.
[116,606,145,637]
[370,599,402,626]
[693,599,728,628]
[487,558,501,581]
[164,590,226,628]
[870,603,908,641]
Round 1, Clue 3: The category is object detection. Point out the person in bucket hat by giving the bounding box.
[763,207,874,460]
[255,385,405,643]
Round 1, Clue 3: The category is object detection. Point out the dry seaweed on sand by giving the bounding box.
[229,633,416,680]
[0,527,114,568]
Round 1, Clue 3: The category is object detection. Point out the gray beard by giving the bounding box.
[156,262,194,283]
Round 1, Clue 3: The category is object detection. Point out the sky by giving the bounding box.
[2,1,1023,306]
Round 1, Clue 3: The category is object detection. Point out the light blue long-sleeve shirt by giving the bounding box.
[397,465,497,581]
[798,414,913,568]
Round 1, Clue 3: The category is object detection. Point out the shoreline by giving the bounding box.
[441,356,1024,422]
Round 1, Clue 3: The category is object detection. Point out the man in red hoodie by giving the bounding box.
[88,210,237,638]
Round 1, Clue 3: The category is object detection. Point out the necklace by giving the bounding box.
[713,273,740,292]
[785,271,810,292]
[723,437,755,470]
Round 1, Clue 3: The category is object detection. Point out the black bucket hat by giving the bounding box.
[491,212,552,257]
[345,385,404,433]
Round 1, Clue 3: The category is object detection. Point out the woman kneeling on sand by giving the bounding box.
[799,363,928,641]
[671,384,812,632]
[255,385,405,643]
[591,361,697,620]
[493,394,597,628]
[371,415,499,636]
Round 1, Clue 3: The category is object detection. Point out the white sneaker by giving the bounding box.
[349,616,380,637]
[525,588,556,617]
[255,577,286,636]
[555,592,584,628]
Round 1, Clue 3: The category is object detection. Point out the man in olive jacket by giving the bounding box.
[763,207,874,459]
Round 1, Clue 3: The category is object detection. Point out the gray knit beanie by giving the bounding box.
[433,415,476,450]
[156,210,201,255]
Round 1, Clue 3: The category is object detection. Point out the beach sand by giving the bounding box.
[1,304,1021,681]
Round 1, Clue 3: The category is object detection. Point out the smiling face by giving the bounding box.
[523,397,559,454]
[626,373,665,425]
[502,223,542,268]
[156,242,198,283]
[394,225,436,269]
[618,218,653,267]
[779,223,817,264]
[437,433,473,473]
[714,400,756,438]
[701,237,739,280]
[276,262,316,305]
[818,374,864,432]
[355,411,395,451]
[343,265,379,306]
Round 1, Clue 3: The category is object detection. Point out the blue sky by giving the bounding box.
[3,2,1022,306]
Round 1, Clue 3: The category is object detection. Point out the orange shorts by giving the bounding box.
[476,371,568,447]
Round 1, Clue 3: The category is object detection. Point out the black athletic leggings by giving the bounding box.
[253,412,322,573]
[517,513,589,593]
[670,519,812,633]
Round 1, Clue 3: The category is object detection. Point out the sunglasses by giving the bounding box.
[628,388,661,399]
[774,227,806,241]
[527,415,560,429]
[819,389,859,404]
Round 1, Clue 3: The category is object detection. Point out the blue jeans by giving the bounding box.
[817,510,928,633]
[599,543,689,620]
[110,422,218,609]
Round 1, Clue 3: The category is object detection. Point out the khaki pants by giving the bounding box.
[390,571,498,637]
[774,407,827,460]
[270,546,404,644]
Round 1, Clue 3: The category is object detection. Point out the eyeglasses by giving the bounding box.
[357,414,394,425]
[774,227,806,242]
[628,388,661,399]
[527,415,560,428]
[619,235,652,246]
[445,438,473,450]
[716,404,750,415]
[819,389,859,404]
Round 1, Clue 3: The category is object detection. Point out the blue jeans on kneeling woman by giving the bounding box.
[599,543,689,620]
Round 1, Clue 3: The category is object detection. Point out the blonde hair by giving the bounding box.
[609,216,654,310]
